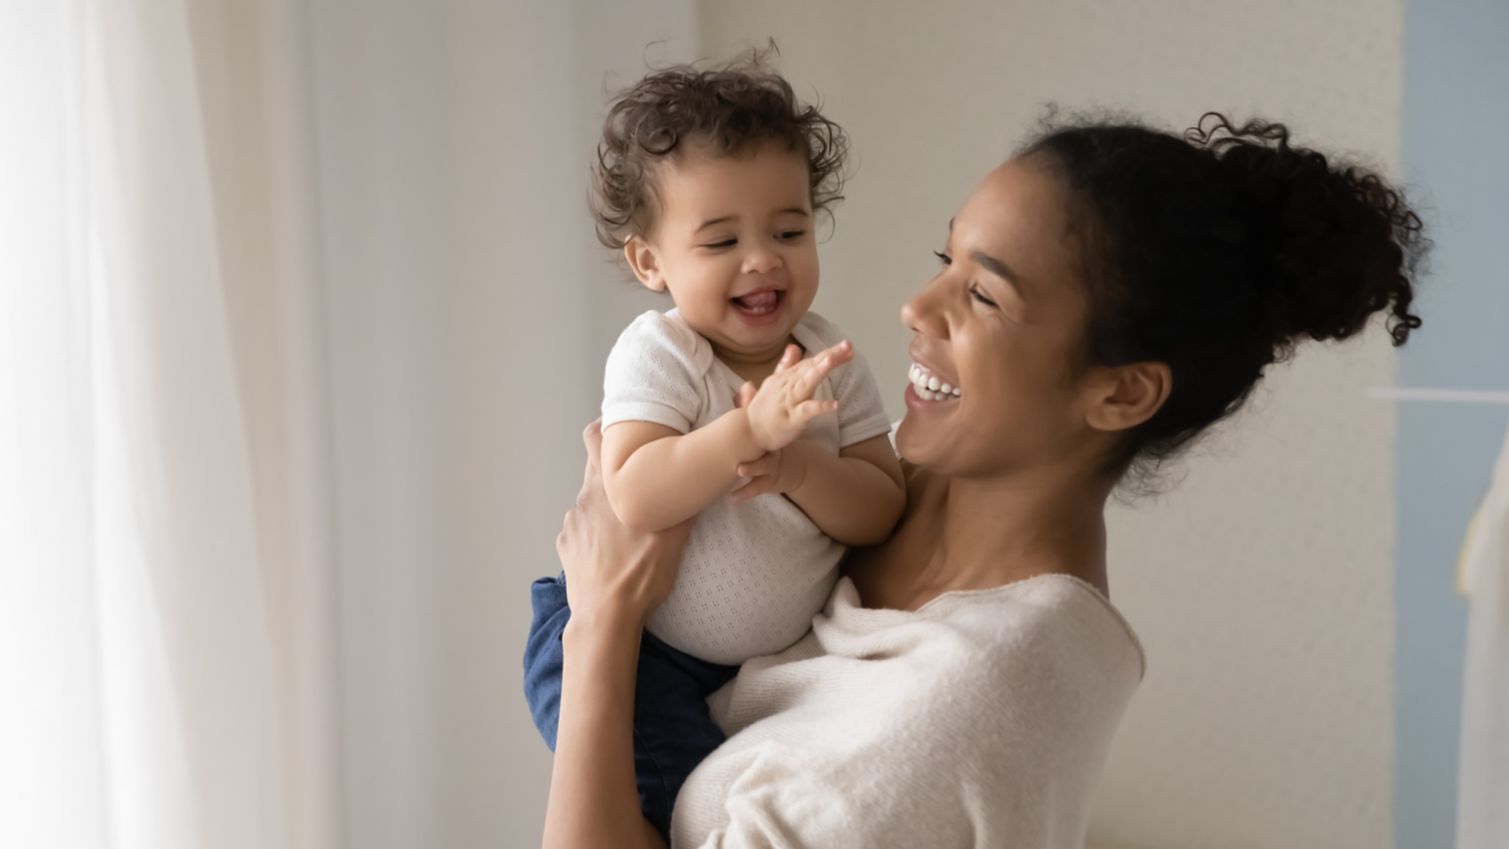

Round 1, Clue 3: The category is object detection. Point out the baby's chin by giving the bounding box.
[701,314,803,356]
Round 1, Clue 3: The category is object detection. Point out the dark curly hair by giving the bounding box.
[590,50,848,250]
[1017,110,1428,489]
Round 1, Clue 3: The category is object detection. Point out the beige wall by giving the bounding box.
[315,2,1403,846]
[313,2,695,848]
[700,4,1401,849]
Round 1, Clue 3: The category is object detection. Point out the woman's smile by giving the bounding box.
[905,361,963,412]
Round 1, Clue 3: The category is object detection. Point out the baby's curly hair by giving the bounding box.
[590,50,848,250]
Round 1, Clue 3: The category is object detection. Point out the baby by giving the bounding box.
[524,56,905,840]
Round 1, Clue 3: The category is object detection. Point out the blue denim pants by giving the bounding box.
[522,573,738,841]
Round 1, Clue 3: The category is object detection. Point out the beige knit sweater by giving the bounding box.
[670,573,1145,849]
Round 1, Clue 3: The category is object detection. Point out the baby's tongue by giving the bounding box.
[734,290,778,309]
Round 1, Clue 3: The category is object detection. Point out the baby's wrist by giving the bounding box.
[742,407,781,454]
[727,406,770,461]
[782,439,819,494]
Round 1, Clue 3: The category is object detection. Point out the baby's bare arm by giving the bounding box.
[783,434,905,547]
[605,341,854,532]
[600,413,765,532]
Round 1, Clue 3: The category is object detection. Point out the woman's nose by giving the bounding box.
[901,279,946,337]
[899,296,917,329]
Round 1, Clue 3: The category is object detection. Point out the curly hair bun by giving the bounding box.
[1191,113,1427,348]
[1018,108,1430,486]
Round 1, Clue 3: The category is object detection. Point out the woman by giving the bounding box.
[540,112,1427,848]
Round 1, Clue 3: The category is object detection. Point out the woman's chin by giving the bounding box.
[893,416,933,465]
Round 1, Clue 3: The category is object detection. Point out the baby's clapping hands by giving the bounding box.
[732,340,854,502]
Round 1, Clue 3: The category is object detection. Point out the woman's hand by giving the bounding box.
[557,420,694,632]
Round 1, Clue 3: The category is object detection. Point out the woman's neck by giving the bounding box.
[922,466,1112,599]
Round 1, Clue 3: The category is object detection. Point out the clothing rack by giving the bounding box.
[1368,387,1509,405]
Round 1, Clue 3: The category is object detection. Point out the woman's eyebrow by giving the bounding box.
[969,250,1025,296]
[948,217,1027,296]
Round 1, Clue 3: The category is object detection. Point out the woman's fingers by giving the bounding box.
[581,419,605,481]
[582,418,603,459]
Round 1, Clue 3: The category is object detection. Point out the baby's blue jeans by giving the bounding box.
[522,573,738,841]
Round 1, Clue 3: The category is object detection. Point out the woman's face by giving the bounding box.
[896,157,1111,479]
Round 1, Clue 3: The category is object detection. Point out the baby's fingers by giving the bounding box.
[793,340,854,397]
[732,380,758,409]
[792,398,840,423]
[731,475,779,503]
[736,454,776,479]
[772,344,803,374]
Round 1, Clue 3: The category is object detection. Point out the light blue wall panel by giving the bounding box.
[1398,1,1509,846]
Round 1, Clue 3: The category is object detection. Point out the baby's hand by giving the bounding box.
[731,443,809,503]
[740,340,853,453]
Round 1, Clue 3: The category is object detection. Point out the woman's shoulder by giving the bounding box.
[878,576,1146,759]
[681,576,1145,847]
[849,573,1147,685]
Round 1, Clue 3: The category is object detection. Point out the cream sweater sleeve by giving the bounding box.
[671,575,1146,849]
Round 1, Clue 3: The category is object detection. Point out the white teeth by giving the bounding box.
[908,361,961,401]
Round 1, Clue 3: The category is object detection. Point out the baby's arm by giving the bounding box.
[791,436,904,545]
[729,339,905,545]
[736,435,904,546]
[602,341,854,532]
[600,413,764,532]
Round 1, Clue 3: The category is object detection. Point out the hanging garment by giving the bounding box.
[1457,421,1509,849]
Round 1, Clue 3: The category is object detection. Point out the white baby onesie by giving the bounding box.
[601,308,892,664]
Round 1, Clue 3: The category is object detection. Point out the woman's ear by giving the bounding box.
[1083,361,1171,433]
[623,237,667,293]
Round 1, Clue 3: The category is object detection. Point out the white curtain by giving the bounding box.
[0,2,340,847]
[1458,422,1509,849]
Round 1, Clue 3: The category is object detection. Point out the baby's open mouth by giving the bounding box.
[731,289,783,316]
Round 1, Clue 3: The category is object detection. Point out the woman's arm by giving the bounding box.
[545,610,664,849]
[543,421,691,849]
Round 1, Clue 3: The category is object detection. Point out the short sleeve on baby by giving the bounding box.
[602,310,712,434]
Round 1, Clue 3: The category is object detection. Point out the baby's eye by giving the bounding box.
[933,249,952,266]
[778,229,806,241]
[703,238,737,249]
[969,285,998,308]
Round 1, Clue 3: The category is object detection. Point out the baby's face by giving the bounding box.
[632,140,819,364]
